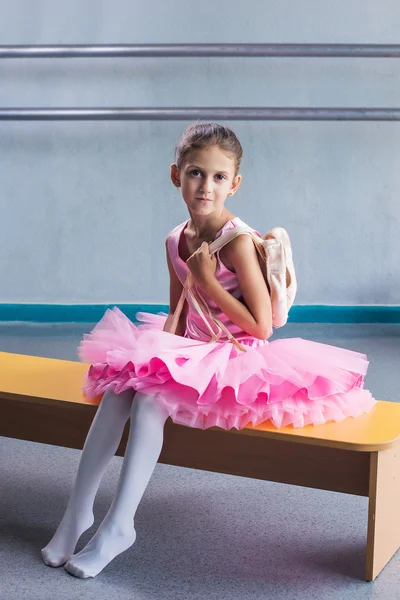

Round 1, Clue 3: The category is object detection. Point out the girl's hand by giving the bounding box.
[186,241,217,287]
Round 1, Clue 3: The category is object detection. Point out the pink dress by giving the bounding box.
[79,217,376,430]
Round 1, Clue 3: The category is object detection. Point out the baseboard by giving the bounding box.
[0,304,399,324]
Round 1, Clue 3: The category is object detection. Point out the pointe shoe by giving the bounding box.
[263,227,297,328]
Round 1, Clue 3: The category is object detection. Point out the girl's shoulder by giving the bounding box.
[166,220,187,240]
[165,220,188,262]
[220,216,262,239]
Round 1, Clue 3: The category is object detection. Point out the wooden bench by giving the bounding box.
[1,350,399,581]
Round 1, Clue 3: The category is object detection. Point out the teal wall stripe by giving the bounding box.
[288,305,400,323]
[0,304,169,323]
[0,304,399,323]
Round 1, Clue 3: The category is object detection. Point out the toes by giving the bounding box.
[65,561,94,579]
[41,548,69,568]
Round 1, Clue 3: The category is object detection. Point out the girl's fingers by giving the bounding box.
[193,241,208,256]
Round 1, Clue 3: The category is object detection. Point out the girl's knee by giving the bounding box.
[132,392,169,423]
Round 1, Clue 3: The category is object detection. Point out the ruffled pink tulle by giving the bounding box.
[78,307,376,430]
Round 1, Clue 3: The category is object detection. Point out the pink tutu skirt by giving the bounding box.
[78,307,376,430]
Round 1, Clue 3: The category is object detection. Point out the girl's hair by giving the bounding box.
[175,122,243,175]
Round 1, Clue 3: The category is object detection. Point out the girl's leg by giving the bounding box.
[41,388,135,567]
[64,392,169,579]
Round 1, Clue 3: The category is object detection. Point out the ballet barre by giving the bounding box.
[0,107,400,121]
[1,42,400,121]
[1,43,400,58]
[1,108,400,121]
[0,350,399,581]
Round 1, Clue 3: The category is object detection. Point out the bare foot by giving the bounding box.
[64,521,136,579]
[41,511,94,567]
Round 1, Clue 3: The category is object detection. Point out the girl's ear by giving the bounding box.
[170,163,181,188]
[228,174,242,196]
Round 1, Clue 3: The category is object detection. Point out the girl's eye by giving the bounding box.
[215,174,226,181]
[191,169,202,177]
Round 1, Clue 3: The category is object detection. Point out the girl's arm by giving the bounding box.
[163,239,187,336]
[187,235,272,339]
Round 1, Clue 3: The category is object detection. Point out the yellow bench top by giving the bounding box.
[0,351,399,452]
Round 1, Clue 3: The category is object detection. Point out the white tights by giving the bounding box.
[41,389,169,578]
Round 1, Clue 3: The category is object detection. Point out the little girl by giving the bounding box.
[42,122,376,578]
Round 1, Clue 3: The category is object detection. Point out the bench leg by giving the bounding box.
[366,441,400,581]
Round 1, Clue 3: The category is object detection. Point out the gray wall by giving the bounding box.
[1,0,399,305]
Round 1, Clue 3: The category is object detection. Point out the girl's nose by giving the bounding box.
[200,179,213,195]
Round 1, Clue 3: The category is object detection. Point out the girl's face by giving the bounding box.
[171,145,241,217]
